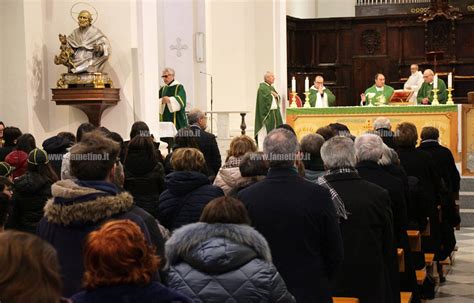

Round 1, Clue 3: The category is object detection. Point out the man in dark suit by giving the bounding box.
[238,128,343,303]
[355,134,420,303]
[320,136,398,303]
[374,117,396,148]
[187,109,221,177]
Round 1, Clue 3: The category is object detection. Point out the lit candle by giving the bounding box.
[433,74,438,89]
[305,77,309,92]
[448,72,452,88]
[291,77,296,92]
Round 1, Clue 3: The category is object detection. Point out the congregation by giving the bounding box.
[0,112,460,303]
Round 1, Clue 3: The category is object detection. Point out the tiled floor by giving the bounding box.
[434,228,474,302]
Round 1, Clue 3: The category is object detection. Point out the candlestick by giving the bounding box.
[304,91,311,108]
[446,88,454,105]
[291,77,296,92]
[304,77,309,92]
[431,88,440,106]
[433,74,438,89]
[448,72,452,88]
[290,91,298,108]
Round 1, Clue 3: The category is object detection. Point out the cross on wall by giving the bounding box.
[170,38,188,57]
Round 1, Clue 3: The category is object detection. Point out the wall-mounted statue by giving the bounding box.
[54,7,113,88]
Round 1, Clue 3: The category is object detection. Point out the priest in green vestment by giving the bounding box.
[417,69,447,105]
[254,72,283,145]
[159,67,188,130]
[309,75,336,107]
[361,73,394,106]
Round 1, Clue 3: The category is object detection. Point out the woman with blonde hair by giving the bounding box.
[158,148,224,230]
[214,135,257,194]
[0,231,71,303]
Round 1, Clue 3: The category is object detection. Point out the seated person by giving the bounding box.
[309,76,336,107]
[404,64,424,102]
[417,69,447,104]
[361,73,394,106]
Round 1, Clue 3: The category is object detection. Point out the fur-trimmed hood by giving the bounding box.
[166,223,272,274]
[43,179,134,226]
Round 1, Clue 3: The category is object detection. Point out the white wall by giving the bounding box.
[287,0,317,18]
[317,0,356,18]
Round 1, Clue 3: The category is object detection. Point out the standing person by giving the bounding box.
[61,123,96,180]
[0,231,71,303]
[361,73,395,106]
[0,127,22,161]
[320,136,398,303]
[166,196,295,302]
[70,220,190,303]
[254,72,284,145]
[42,134,75,178]
[37,131,161,297]
[7,149,58,234]
[309,76,336,107]
[238,129,343,303]
[159,68,188,131]
[187,109,222,177]
[5,134,36,179]
[404,64,424,102]
[0,121,5,147]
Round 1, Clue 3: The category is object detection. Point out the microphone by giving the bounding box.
[200,71,212,76]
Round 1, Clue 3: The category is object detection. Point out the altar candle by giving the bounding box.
[433,74,438,89]
[305,77,309,92]
[292,77,296,92]
[448,72,452,88]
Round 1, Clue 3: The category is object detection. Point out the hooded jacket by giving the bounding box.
[42,136,73,178]
[37,180,155,297]
[158,171,224,230]
[5,150,28,178]
[166,222,295,303]
[7,172,53,233]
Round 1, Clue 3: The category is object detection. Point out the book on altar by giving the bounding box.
[389,89,415,105]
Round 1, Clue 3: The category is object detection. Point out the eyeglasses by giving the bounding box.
[161,75,170,78]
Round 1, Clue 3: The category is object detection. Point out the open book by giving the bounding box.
[389,89,414,105]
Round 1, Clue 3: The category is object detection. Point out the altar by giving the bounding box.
[286,105,460,161]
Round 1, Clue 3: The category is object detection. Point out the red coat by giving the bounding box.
[5,150,28,179]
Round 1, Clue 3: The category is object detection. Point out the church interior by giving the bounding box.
[1,0,474,302]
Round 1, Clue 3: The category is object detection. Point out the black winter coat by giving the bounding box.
[158,171,224,230]
[325,171,398,303]
[189,125,222,176]
[124,155,165,219]
[7,172,53,234]
[238,168,343,303]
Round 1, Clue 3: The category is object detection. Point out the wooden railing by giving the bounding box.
[356,0,429,5]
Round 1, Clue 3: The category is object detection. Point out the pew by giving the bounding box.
[333,298,359,303]
[401,291,412,303]
[416,269,427,285]
[407,230,421,252]
[398,248,405,272]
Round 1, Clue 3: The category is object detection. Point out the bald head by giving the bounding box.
[410,64,419,74]
[314,76,324,89]
[264,72,275,85]
[423,69,434,84]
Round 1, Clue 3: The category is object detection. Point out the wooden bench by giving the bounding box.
[401,292,412,303]
[398,248,405,272]
[416,269,426,285]
[407,230,421,252]
[425,253,435,267]
[333,297,359,303]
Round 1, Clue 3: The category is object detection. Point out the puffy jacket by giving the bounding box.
[166,222,295,303]
[124,151,165,218]
[7,172,53,233]
[5,150,28,179]
[213,156,246,195]
[158,171,224,230]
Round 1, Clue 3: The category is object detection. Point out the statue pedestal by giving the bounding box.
[51,88,120,126]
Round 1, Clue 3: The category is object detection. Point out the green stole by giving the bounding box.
[364,85,395,106]
[254,82,283,140]
[417,79,447,104]
[159,81,188,130]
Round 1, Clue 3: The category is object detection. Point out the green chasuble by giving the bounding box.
[159,81,188,130]
[417,79,447,104]
[308,86,336,107]
[254,82,283,141]
[364,85,395,106]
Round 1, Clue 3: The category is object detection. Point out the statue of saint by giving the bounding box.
[55,10,110,74]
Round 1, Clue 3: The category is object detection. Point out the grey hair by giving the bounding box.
[263,128,299,168]
[300,133,325,156]
[373,117,391,130]
[378,144,399,166]
[424,69,434,76]
[162,67,175,76]
[320,136,356,169]
[355,133,384,163]
[187,109,205,125]
[264,71,274,81]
